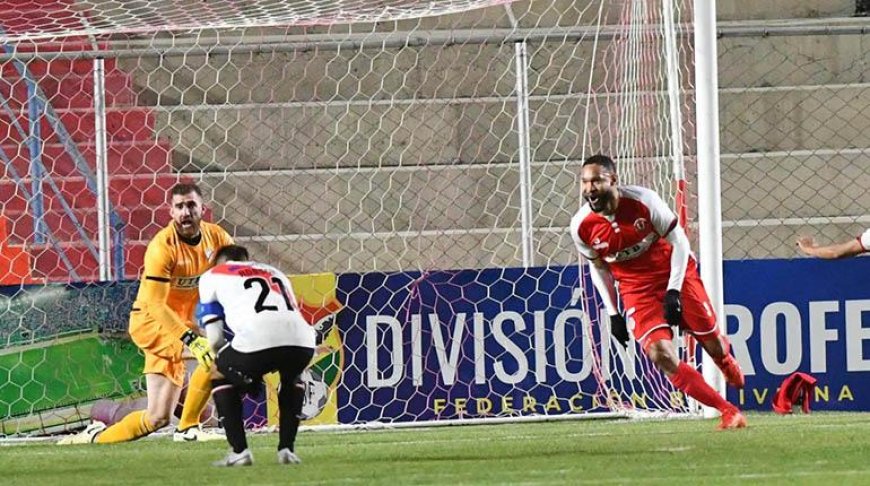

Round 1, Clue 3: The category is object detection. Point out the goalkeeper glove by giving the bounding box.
[663,289,683,329]
[608,314,630,348]
[181,330,215,369]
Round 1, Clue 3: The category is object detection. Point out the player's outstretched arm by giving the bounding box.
[796,236,864,259]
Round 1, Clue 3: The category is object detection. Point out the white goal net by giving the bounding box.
[0,0,701,436]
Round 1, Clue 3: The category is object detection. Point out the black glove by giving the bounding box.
[608,314,630,348]
[663,289,683,329]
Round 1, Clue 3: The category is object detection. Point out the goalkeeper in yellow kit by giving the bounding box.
[60,183,233,444]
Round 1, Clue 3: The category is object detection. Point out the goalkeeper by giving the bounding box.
[60,183,233,444]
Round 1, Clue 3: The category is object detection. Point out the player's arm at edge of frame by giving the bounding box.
[796,235,866,259]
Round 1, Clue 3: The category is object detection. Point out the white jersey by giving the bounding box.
[197,261,315,352]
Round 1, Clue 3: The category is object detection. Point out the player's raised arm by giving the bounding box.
[796,234,866,259]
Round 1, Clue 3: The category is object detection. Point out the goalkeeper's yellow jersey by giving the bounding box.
[132,221,233,338]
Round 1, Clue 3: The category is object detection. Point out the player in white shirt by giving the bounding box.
[571,155,746,430]
[196,245,315,467]
[796,229,870,259]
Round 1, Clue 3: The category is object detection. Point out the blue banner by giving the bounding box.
[335,266,689,424]
[8,256,866,425]
[333,258,870,422]
[724,257,870,412]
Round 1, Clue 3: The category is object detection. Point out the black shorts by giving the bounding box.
[216,345,314,390]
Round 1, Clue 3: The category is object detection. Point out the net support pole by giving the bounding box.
[693,0,727,417]
[514,41,534,267]
[662,0,698,413]
[93,57,112,281]
[25,77,46,245]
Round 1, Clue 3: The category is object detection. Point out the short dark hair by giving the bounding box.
[582,154,617,173]
[170,183,203,198]
[214,244,249,263]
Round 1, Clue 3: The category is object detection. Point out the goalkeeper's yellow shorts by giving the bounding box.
[128,309,188,387]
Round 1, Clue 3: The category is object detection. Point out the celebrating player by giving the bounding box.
[60,183,233,444]
[796,230,870,259]
[197,245,315,467]
[570,155,747,430]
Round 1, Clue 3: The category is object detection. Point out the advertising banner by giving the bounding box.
[4,256,869,433]
[333,266,677,424]
[724,257,870,411]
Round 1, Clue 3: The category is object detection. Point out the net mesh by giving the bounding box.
[0,0,700,436]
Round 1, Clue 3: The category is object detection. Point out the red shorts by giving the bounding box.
[620,269,719,350]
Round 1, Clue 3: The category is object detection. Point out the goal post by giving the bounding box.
[693,0,727,416]
[0,0,711,436]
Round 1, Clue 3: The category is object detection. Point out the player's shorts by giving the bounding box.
[620,269,719,351]
[128,308,187,387]
[216,345,314,392]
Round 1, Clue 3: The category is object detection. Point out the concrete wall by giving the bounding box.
[116,1,870,273]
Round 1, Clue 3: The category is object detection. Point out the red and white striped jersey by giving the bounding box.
[570,185,683,287]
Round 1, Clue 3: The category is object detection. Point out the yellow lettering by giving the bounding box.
[477,398,493,415]
[670,391,684,409]
[815,386,829,402]
[545,395,561,412]
[569,394,585,412]
[753,388,768,404]
[631,393,647,409]
[502,396,514,411]
[608,390,621,409]
[738,388,745,406]
[433,398,447,414]
[455,398,467,415]
[523,395,537,412]
[838,385,854,401]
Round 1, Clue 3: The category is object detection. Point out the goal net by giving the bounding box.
[0,0,700,436]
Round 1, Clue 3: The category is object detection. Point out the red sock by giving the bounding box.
[668,362,733,413]
[715,354,735,367]
[713,335,731,365]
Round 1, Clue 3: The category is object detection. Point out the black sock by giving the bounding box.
[211,379,247,453]
[278,377,305,451]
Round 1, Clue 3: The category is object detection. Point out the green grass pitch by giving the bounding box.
[2,413,870,485]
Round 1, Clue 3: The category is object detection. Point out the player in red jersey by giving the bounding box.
[570,154,746,429]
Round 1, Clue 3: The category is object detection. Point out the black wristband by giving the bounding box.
[180,329,197,345]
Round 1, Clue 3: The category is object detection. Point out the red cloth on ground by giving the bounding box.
[772,372,817,414]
